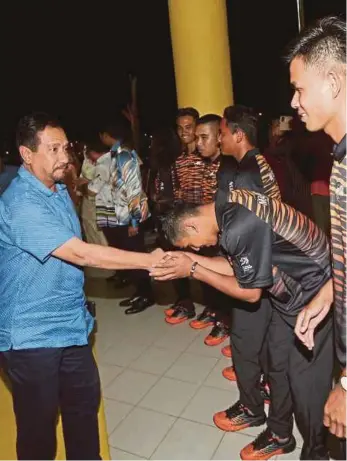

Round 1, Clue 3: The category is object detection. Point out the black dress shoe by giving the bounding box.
[124,296,155,315]
[119,295,138,307]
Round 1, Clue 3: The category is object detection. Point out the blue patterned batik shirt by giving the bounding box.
[89,142,149,228]
[0,167,94,351]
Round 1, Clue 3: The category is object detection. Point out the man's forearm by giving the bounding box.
[192,264,261,303]
[82,243,151,270]
[185,254,233,276]
[53,237,153,270]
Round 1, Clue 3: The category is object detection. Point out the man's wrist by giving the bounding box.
[145,253,156,270]
[130,219,139,228]
[190,261,198,279]
[320,279,333,303]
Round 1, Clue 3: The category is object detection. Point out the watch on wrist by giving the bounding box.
[340,375,347,391]
[190,261,198,279]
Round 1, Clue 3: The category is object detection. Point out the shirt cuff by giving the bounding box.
[130,219,139,228]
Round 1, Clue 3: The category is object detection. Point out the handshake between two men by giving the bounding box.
[150,248,333,355]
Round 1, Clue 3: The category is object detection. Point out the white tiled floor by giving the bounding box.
[86,273,303,460]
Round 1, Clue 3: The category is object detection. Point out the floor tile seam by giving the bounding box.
[101,365,128,391]
[126,345,188,377]
[115,370,162,406]
[128,343,192,383]
[108,406,177,459]
[183,350,227,359]
[123,342,155,371]
[201,382,237,392]
[100,341,153,371]
[172,379,205,418]
[162,350,218,383]
[146,411,178,459]
[106,403,137,439]
[109,444,148,460]
[135,376,204,418]
[210,431,226,460]
[102,393,149,407]
[155,373,213,386]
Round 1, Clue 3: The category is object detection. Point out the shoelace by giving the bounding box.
[210,323,227,337]
[197,310,214,320]
[225,401,245,419]
[253,428,275,450]
[172,304,192,316]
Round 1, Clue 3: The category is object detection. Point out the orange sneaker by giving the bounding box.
[190,308,215,329]
[165,306,195,325]
[222,366,237,381]
[221,345,232,358]
[240,428,296,460]
[213,401,266,433]
[204,323,228,346]
[165,300,195,318]
[164,307,176,316]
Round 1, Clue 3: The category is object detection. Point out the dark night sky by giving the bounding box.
[0,0,345,144]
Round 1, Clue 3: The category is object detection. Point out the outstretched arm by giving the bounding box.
[53,238,164,271]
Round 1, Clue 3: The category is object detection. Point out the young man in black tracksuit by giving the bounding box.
[197,106,280,419]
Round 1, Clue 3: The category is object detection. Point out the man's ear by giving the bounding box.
[235,129,244,144]
[184,218,200,235]
[19,146,33,164]
[327,68,342,99]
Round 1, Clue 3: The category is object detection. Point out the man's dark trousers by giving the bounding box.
[1,344,101,460]
[230,295,272,414]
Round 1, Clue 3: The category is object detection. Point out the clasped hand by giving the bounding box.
[149,251,194,281]
[294,279,333,350]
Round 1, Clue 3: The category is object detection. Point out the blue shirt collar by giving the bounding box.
[110,141,121,153]
[18,166,67,197]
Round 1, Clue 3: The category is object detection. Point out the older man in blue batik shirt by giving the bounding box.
[0,112,163,461]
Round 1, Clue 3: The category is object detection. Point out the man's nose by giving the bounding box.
[60,149,69,164]
[291,92,299,109]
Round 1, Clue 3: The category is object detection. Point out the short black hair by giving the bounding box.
[99,117,133,147]
[285,16,346,72]
[16,112,63,151]
[176,107,200,122]
[87,139,108,154]
[196,113,222,129]
[223,105,258,145]
[161,202,200,244]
